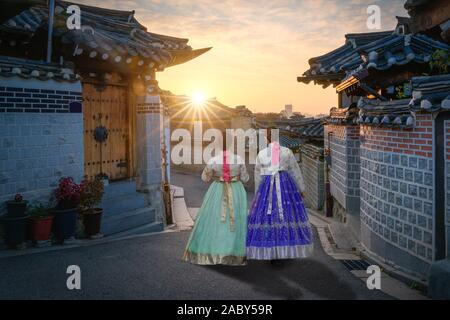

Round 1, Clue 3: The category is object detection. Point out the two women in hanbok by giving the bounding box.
[183,130,313,266]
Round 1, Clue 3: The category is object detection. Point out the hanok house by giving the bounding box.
[298,4,450,294]
[0,1,209,236]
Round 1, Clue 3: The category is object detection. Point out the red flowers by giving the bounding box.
[54,177,82,209]
[79,178,104,212]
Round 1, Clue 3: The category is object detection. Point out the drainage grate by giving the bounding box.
[340,259,371,271]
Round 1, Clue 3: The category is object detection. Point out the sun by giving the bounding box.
[191,91,207,107]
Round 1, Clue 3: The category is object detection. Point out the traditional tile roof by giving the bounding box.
[300,143,324,160]
[1,1,210,70]
[280,134,303,149]
[326,105,359,125]
[410,74,450,111]
[255,116,325,140]
[357,74,450,127]
[357,98,415,128]
[298,31,392,85]
[361,34,448,71]
[162,92,240,124]
[292,118,325,139]
[345,31,394,47]
[298,32,449,86]
[0,54,78,82]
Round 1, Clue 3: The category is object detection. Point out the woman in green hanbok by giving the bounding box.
[182,143,249,266]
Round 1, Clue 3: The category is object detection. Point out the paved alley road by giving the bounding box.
[0,170,391,300]
[0,230,391,300]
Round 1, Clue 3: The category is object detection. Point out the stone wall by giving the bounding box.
[360,114,434,278]
[135,94,165,223]
[324,124,361,236]
[300,145,325,211]
[0,77,83,210]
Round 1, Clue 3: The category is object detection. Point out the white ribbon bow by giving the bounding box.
[266,168,284,221]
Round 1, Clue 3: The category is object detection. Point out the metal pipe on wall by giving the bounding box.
[46,0,55,63]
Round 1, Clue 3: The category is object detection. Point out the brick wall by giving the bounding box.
[0,86,82,113]
[360,114,434,278]
[324,124,361,238]
[324,125,360,210]
[360,116,433,158]
[0,78,83,211]
[300,147,325,211]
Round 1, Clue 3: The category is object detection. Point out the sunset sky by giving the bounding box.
[78,0,408,115]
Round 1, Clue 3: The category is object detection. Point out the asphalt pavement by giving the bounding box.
[0,230,391,300]
[0,169,392,300]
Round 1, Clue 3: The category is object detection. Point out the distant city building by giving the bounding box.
[280,104,293,118]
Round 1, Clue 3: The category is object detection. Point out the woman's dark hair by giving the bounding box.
[221,129,228,151]
[266,126,277,144]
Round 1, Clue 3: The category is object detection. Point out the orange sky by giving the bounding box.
[78,0,408,115]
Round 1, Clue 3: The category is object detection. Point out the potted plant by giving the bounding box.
[52,177,81,242]
[79,178,104,238]
[5,194,28,217]
[28,202,54,243]
[1,194,29,248]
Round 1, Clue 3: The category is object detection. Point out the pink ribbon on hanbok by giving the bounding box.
[271,142,280,167]
[223,151,231,182]
[220,151,235,232]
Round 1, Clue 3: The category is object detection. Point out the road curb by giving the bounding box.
[307,209,428,300]
[0,228,181,260]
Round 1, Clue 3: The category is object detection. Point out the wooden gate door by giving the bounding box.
[83,83,129,181]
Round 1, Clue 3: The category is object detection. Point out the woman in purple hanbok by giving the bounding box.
[246,131,313,260]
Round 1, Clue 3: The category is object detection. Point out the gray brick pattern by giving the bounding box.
[300,152,325,210]
[0,86,82,113]
[360,148,434,262]
[326,131,360,211]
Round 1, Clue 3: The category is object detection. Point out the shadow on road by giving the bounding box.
[207,259,358,300]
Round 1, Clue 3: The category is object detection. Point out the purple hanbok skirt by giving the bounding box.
[246,171,313,260]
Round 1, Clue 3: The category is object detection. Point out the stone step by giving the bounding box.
[107,222,165,239]
[101,206,156,236]
[101,192,146,216]
[103,180,137,200]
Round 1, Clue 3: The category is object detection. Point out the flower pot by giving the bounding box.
[1,215,29,247]
[82,208,103,237]
[52,208,78,241]
[6,201,27,218]
[29,216,54,242]
[56,199,78,211]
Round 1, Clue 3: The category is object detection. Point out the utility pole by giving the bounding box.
[46,0,55,63]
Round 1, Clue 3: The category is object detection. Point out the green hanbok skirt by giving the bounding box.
[182,180,248,266]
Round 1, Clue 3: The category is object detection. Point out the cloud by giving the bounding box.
[74,0,407,114]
